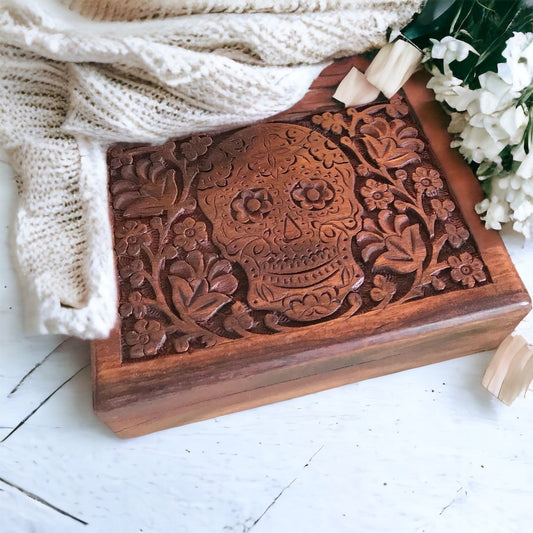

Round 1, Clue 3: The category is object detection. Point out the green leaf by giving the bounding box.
[403,0,461,42]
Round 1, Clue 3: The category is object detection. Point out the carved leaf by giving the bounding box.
[393,214,410,234]
[377,210,395,234]
[356,231,385,262]
[208,259,232,279]
[118,164,138,182]
[362,217,379,232]
[362,136,420,168]
[362,241,387,263]
[111,179,138,195]
[375,225,426,274]
[188,293,231,322]
[191,278,209,299]
[123,197,168,218]
[210,274,238,295]
[113,191,141,211]
[187,250,205,277]
[169,276,194,309]
[123,169,179,218]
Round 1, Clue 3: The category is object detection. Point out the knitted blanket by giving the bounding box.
[0,0,422,338]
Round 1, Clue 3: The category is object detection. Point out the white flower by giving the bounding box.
[478,174,533,237]
[475,195,510,230]
[499,105,528,144]
[498,32,533,92]
[516,149,533,180]
[454,123,505,163]
[512,196,533,222]
[513,142,527,162]
[513,218,533,238]
[445,85,479,112]
[507,185,533,238]
[426,31,533,239]
[430,36,478,72]
[468,103,527,146]
[426,66,462,95]
[427,70,479,111]
[478,71,519,109]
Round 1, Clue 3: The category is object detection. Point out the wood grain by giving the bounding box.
[92,57,531,437]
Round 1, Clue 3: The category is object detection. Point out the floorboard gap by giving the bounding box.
[8,338,70,397]
[1,364,89,442]
[0,476,88,525]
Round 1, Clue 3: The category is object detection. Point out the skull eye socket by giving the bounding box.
[230,187,273,223]
[291,178,335,210]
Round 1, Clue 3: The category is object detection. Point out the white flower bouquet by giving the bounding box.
[404,0,533,237]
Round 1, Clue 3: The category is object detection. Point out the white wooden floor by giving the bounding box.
[1,154,533,533]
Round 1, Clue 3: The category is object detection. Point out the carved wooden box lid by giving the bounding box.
[92,58,530,437]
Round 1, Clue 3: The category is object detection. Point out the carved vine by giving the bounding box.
[110,138,256,358]
[311,95,486,306]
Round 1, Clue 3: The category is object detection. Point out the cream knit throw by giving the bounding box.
[0,0,422,338]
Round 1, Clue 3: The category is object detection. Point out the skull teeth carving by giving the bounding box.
[197,122,364,321]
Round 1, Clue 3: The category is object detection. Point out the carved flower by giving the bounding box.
[360,179,394,211]
[218,136,246,157]
[119,259,145,288]
[119,291,147,319]
[448,252,486,288]
[172,217,207,251]
[197,147,233,189]
[430,198,455,220]
[292,178,334,210]
[413,167,443,197]
[311,111,346,134]
[224,302,255,333]
[289,293,334,320]
[445,223,470,248]
[307,134,346,169]
[356,211,426,273]
[109,151,133,170]
[231,188,273,223]
[370,274,396,302]
[360,118,424,168]
[385,95,409,118]
[110,148,179,218]
[168,251,238,322]
[125,319,166,358]
[115,220,152,256]
[170,251,238,293]
[181,135,212,161]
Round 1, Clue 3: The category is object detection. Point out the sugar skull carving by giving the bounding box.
[197,122,364,321]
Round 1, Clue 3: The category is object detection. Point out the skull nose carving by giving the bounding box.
[284,214,302,241]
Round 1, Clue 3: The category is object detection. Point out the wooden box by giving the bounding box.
[92,58,531,437]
